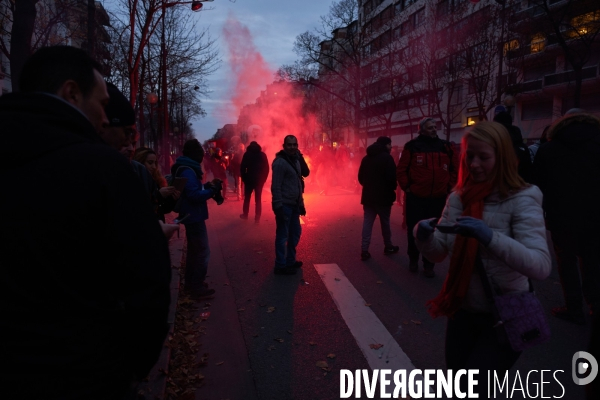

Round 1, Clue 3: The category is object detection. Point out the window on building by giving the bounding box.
[570,11,600,37]
[522,100,553,120]
[395,1,404,14]
[412,7,426,28]
[503,39,520,56]
[401,20,412,36]
[467,116,479,126]
[364,0,373,15]
[530,33,546,53]
[393,26,402,40]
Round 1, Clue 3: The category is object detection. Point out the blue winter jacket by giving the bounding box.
[172,162,214,223]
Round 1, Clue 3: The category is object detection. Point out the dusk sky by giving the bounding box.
[178,0,335,143]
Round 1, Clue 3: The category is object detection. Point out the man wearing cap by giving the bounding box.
[358,136,399,261]
[396,118,458,277]
[0,46,171,398]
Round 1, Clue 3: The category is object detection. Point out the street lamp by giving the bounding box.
[158,0,214,172]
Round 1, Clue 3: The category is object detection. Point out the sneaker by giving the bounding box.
[409,262,418,272]
[287,261,303,268]
[240,214,248,220]
[423,263,435,278]
[186,287,215,300]
[384,245,399,254]
[551,306,586,325]
[361,251,371,261]
[274,266,297,275]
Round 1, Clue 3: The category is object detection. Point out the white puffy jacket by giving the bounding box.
[415,185,551,312]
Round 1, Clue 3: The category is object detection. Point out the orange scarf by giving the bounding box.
[426,181,493,318]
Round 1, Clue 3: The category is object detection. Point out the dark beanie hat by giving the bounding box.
[493,111,513,128]
[183,139,204,163]
[105,82,135,126]
[376,136,392,146]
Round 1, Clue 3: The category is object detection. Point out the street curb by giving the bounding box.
[137,229,185,400]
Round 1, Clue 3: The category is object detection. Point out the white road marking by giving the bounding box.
[314,263,424,396]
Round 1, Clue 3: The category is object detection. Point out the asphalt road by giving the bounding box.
[194,183,592,400]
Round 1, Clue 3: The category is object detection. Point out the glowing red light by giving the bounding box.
[191,1,203,11]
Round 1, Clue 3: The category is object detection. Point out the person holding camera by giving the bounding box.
[271,135,310,275]
[171,139,221,299]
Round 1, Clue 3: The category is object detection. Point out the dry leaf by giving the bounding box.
[216,361,224,366]
[376,280,383,284]
[410,319,422,325]
[237,308,245,312]
[309,341,317,346]
[369,343,384,350]
[316,360,329,369]
[334,278,341,281]
[287,330,293,334]
[267,345,276,351]
[402,320,409,325]
[274,338,284,343]
[267,307,276,313]
[365,303,372,307]
[256,251,263,254]
[327,353,336,359]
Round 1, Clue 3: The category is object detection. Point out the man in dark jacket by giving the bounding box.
[271,135,310,275]
[240,141,269,222]
[494,111,533,182]
[0,46,171,399]
[171,139,219,299]
[533,113,600,325]
[358,136,399,261]
[396,117,458,277]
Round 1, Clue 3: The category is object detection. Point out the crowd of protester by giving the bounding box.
[1,45,598,399]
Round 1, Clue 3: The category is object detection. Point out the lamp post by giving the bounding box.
[157,0,213,172]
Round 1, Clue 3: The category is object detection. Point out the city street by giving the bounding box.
[183,182,592,400]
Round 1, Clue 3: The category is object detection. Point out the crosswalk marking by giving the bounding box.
[314,264,416,372]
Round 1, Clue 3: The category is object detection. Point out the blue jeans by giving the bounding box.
[275,205,301,268]
[184,221,210,291]
[361,204,392,251]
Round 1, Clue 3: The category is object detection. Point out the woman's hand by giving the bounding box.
[455,216,493,246]
[416,218,438,241]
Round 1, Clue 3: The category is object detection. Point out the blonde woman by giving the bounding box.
[415,121,551,394]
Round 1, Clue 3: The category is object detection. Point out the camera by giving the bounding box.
[211,178,224,205]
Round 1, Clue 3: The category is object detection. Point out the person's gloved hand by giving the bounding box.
[416,218,438,242]
[211,178,223,192]
[204,181,214,191]
[454,216,493,246]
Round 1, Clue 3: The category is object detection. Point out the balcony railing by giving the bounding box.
[544,66,598,86]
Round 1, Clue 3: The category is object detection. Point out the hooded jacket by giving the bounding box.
[0,92,171,397]
[396,134,458,198]
[171,156,214,223]
[240,142,269,187]
[532,121,600,231]
[358,142,397,206]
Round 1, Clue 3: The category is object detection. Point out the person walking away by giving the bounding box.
[532,113,600,324]
[415,121,551,396]
[230,143,245,199]
[358,136,399,260]
[240,141,269,222]
[271,135,309,275]
[396,117,458,277]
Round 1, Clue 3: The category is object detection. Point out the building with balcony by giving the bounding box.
[357,0,600,146]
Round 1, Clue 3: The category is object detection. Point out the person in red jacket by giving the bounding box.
[396,117,459,277]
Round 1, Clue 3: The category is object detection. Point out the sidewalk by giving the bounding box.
[137,212,258,400]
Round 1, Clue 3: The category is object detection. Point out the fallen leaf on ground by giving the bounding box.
[267,345,276,351]
[256,251,263,254]
[365,303,371,307]
[334,278,341,281]
[216,361,224,366]
[316,361,329,369]
[402,320,409,325]
[369,343,384,350]
[267,307,276,313]
[237,308,245,312]
[309,341,317,346]
[376,280,383,284]
[327,353,336,359]
[287,330,293,334]
[274,338,284,343]
[410,320,422,325]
